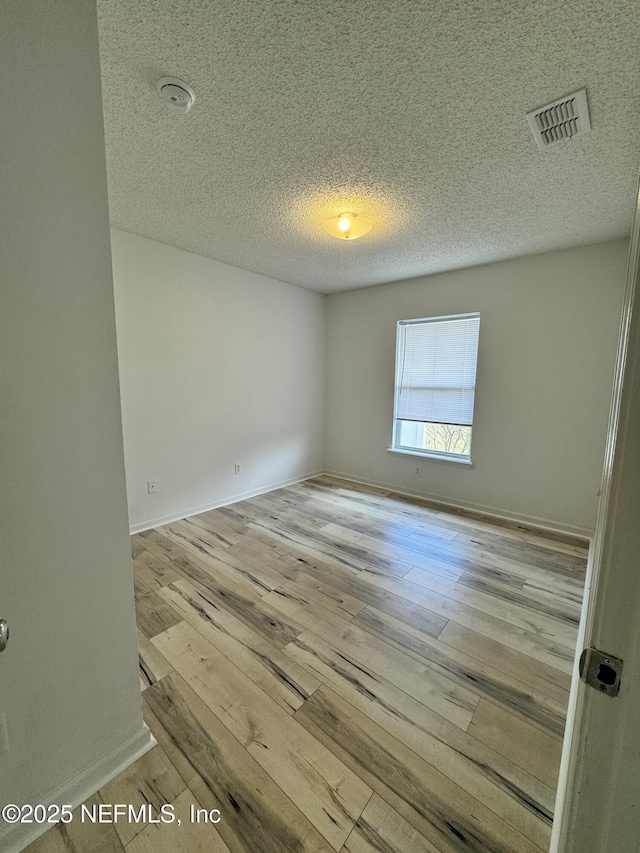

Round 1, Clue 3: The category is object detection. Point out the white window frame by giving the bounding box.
[389,312,480,465]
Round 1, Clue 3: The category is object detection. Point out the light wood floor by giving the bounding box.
[27,476,587,853]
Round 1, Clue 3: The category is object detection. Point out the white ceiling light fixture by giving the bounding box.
[323,212,373,241]
[156,77,196,114]
[526,89,591,150]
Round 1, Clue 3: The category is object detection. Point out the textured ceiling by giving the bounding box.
[97,0,640,293]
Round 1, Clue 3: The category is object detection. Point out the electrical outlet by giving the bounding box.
[414,466,422,477]
[147,480,158,495]
[0,713,9,755]
[234,463,242,475]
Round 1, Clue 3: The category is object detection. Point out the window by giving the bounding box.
[392,313,480,462]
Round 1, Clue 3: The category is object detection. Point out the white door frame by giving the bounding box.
[551,174,640,851]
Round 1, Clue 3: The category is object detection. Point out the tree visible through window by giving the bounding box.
[392,314,480,461]
[424,422,471,455]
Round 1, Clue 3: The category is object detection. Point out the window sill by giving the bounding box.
[387,447,474,467]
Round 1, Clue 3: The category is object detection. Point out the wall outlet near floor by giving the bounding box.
[0,713,9,755]
[234,463,242,475]
[147,479,158,495]
[414,466,422,477]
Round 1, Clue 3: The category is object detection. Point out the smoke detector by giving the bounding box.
[526,89,591,150]
[156,77,195,114]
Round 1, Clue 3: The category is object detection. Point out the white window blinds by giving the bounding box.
[396,314,480,426]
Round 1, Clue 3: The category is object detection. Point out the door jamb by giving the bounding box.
[549,174,640,851]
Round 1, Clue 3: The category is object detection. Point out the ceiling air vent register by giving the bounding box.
[526,89,591,150]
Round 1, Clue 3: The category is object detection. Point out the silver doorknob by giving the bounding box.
[0,620,9,653]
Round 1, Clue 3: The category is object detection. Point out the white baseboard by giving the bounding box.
[128,463,591,542]
[2,725,156,853]
[129,470,324,534]
[324,469,593,542]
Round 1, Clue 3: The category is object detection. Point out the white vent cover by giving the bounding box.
[526,89,591,150]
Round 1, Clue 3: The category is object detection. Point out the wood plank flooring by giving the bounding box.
[25,476,587,853]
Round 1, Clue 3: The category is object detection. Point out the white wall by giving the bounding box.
[111,230,325,532]
[0,3,150,851]
[325,241,628,535]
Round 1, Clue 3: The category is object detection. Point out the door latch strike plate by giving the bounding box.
[579,647,623,697]
[0,620,8,654]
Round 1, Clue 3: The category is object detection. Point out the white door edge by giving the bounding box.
[550,173,640,851]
